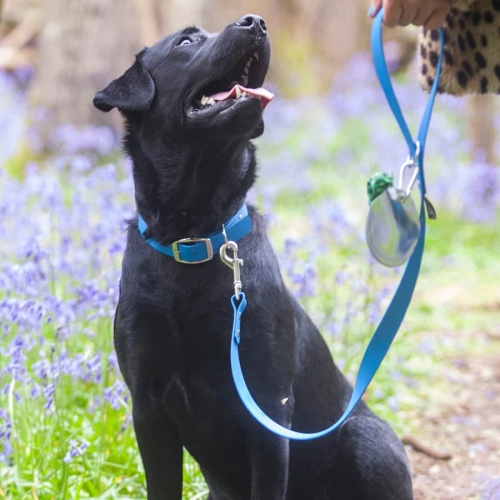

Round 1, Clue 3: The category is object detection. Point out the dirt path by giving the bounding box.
[405,331,500,499]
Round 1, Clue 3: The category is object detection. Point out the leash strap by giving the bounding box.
[138,204,252,264]
[229,11,445,440]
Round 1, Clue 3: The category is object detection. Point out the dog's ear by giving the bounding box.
[93,56,155,113]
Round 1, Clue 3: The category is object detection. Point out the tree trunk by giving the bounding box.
[29,0,140,136]
[157,0,207,34]
[467,95,496,164]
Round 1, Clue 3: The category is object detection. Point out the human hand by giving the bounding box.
[369,0,452,29]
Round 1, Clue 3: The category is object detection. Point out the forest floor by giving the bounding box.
[405,326,500,499]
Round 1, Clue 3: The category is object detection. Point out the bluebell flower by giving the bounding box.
[63,438,90,464]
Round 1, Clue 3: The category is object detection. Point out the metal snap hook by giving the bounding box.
[396,141,422,201]
[220,241,244,300]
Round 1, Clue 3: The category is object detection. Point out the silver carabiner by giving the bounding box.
[397,141,421,201]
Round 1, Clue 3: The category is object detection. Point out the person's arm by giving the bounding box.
[368,0,452,29]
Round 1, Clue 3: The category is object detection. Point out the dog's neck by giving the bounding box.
[126,135,257,244]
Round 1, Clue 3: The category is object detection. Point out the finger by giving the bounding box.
[424,6,450,30]
[384,2,404,27]
[399,5,419,26]
[413,8,430,26]
[368,0,383,18]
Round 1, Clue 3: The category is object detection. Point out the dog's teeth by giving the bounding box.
[242,75,249,86]
[254,52,259,62]
[245,58,252,68]
[241,92,247,98]
[281,398,289,405]
[235,87,242,99]
[200,96,216,106]
[244,66,250,75]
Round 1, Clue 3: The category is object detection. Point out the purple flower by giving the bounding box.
[32,359,52,381]
[0,408,13,465]
[481,478,500,500]
[43,383,55,409]
[63,438,90,464]
[103,380,129,410]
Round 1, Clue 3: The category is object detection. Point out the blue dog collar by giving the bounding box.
[137,204,252,264]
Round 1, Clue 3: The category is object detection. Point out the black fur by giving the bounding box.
[94,14,413,500]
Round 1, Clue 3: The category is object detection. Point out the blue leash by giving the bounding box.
[229,11,445,440]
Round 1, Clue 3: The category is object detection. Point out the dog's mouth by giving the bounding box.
[186,51,273,118]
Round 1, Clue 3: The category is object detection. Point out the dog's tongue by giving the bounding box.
[211,85,274,109]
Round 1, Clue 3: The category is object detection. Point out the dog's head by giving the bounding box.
[94,14,272,143]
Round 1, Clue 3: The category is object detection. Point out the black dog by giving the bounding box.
[94,14,413,500]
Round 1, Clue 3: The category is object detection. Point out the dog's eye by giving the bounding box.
[177,38,192,46]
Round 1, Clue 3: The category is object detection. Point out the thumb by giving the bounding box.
[368,0,383,17]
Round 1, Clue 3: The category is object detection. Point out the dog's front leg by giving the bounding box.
[133,405,183,500]
[246,420,291,500]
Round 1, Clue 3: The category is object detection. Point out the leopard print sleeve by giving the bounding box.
[418,0,500,95]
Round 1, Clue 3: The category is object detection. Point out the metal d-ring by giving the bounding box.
[222,224,229,246]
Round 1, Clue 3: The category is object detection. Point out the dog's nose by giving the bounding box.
[235,14,267,35]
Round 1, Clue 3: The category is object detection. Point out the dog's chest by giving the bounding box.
[161,363,227,406]
[119,298,238,414]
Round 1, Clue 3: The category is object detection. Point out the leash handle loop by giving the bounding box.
[229,11,445,441]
